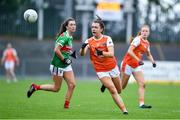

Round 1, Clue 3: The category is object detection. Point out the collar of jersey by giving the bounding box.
[65,31,72,38]
[93,35,103,41]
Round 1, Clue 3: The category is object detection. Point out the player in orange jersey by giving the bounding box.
[80,18,128,115]
[1,43,19,83]
[121,25,156,108]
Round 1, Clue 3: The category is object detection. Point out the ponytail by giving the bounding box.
[57,17,75,37]
[129,31,141,44]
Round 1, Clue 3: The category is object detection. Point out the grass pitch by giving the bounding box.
[0,78,180,119]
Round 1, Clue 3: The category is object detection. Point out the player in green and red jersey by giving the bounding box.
[27,18,77,109]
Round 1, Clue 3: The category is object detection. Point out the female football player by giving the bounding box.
[27,18,77,109]
[120,25,156,108]
[80,18,128,115]
[1,43,19,83]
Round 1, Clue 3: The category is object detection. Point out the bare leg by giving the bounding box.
[63,70,76,108]
[6,69,11,83]
[112,76,122,94]
[121,72,130,89]
[63,71,76,102]
[27,75,63,98]
[40,75,63,92]
[133,71,151,108]
[9,68,17,82]
[133,71,145,106]
[99,77,128,113]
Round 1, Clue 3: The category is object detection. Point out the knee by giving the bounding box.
[53,87,60,92]
[117,89,122,94]
[122,84,126,90]
[139,83,145,88]
[107,85,117,94]
[68,82,76,90]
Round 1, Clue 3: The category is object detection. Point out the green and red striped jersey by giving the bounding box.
[51,31,73,68]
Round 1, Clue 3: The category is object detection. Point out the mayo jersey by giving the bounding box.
[85,35,117,72]
[122,36,150,68]
[51,31,73,68]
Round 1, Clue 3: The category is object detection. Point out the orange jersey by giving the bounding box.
[122,36,150,68]
[3,48,17,62]
[86,35,117,72]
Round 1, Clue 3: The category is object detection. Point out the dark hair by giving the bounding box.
[93,15,105,33]
[57,17,75,37]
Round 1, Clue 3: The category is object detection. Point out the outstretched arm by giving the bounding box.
[146,51,156,67]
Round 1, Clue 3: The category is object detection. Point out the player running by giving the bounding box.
[121,25,156,108]
[80,17,128,115]
[27,18,77,109]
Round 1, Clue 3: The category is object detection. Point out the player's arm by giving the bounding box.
[96,36,114,57]
[128,45,141,62]
[54,44,64,61]
[146,50,156,67]
[101,46,114,57]
[15,55,20,66]
[80,40,88,56]
[1,50,6,65]
[13,49,20,66]
[54,35,67,61]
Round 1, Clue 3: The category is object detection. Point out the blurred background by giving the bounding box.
[0,0,180,81]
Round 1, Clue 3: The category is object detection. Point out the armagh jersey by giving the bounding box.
[122,36,150,68]
[3,48,17,62]
[85,35,117,72]
[51,31,73,68]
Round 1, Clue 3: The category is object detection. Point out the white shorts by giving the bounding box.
[4,61,15,70]
[121,62,143,76]
[96,66,120,79]
[49,64,72,76]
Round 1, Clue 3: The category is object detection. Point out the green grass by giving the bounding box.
[0,78,180,119]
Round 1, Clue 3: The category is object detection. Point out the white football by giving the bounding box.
[24,9,38,23]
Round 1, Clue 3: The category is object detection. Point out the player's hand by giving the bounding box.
[81,43,88,49]
[138,61,144,66]
[70,50,77,59]
[63,58,72,65]
[152,63,156,68]
[95,48,103,56]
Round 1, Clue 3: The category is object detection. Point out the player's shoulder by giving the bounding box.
[57,32,68,41]
[87,36,94,41]
[60,33,65,37]
[103,35,111,39]
[134,36,141,41]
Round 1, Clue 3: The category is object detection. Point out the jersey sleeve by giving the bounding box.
[107,36,114,47]
[131,37,140,47]
[3,50,6,57]
[12,49,17,56]
[56,35,67,47]
[147,45,150,52]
